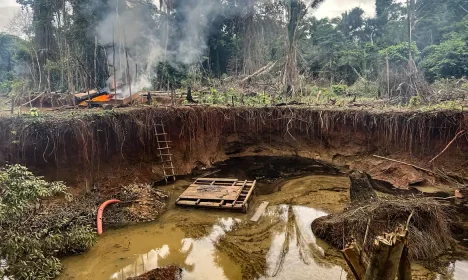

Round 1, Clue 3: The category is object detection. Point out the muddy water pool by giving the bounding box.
[59,175,467,280]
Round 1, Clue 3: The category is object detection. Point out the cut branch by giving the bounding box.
[429,130,466,163]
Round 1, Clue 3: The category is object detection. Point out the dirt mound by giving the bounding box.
[126,266,182,280]
[311,198,454,260]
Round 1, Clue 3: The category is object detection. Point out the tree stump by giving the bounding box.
[349,171,378,204]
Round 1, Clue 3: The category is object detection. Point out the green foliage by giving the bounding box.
[9,0,468,103]
[181,72,202,89]
[244,92,271,107]
[419,100,463,112]
[331,84,348,95]
[409,96,421,108]
[0,165,96,279]
[420,37,468,81]
[349,79,379,97]
[206,88,223,104]
[379,43,420,66]
[153,62,187,90]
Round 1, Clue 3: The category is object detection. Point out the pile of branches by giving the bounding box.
[105,184,168,225]
[311,197,454,260]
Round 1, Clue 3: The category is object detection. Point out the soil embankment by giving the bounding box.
[0,107,466,194]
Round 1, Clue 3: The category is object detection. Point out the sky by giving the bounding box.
[315,0,376,19]
[0,0,21,32]
[0,0,404,32]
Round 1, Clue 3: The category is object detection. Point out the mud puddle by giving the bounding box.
[59,175,468,280]
[59,175,349,280]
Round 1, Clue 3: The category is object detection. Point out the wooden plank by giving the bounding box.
[176,178,256,211]
[176,200,246,209]
[178,184,240,200]
[242,180,257,206]
[231,180,247,206]
[250,201,270,222]
[197,178,238,182]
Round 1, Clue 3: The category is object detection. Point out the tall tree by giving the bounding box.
[284,0,324,96]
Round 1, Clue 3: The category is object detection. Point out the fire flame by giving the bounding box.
[92,94,113,102]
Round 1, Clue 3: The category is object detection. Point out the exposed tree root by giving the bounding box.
[311,198,454,261]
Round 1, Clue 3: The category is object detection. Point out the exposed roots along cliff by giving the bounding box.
[0,107,467,187]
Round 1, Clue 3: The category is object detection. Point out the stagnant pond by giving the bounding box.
[59,175,468,280]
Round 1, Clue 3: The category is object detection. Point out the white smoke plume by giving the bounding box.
[96,0,224,97]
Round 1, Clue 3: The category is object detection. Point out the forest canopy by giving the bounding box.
[0,0,467,103]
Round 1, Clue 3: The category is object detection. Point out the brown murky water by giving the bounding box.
[58,175,468,280]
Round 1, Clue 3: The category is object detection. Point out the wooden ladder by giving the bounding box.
[155,121,176,184]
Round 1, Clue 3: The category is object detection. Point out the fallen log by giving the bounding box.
[373,155,434,174]
[241,61,277,83]
[20,91,45,107]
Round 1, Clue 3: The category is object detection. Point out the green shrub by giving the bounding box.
[409,96,421,108]
[332,84,348,95]
[349,79,379,97]
[0,165,96,279]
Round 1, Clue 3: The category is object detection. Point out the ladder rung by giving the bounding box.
[156,133,167,136]
[156,124,165,126]
[164,166,175,169]
[159,154,173,156]
[158,147,170,150]
[158,141,172,143]
[161,160,172,163]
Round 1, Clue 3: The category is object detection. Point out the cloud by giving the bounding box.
[314,0,376,19]
[0,6,21,31]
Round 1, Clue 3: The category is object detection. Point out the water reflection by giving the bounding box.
[109,217,241,280]
[260,205,346,279]
[437,261,468,280]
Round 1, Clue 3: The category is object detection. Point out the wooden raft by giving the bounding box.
[176,178,256,212]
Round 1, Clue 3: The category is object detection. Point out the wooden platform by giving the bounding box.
[176,178,256,212]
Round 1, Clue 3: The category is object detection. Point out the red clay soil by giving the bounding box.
[0,107,466,193]
[126,266,181,280]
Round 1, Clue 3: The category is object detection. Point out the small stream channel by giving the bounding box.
[58,157,468,280]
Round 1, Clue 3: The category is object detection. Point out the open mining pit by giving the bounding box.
[1,107,468,279]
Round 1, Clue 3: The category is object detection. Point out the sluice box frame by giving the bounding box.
[175,178,257,212]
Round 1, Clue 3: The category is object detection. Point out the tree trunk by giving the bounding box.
[94,36,98,88]
[398,244,412,280]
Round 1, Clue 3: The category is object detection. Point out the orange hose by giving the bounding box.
[97,199,121,235]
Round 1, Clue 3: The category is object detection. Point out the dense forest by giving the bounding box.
[0,0,467,104]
